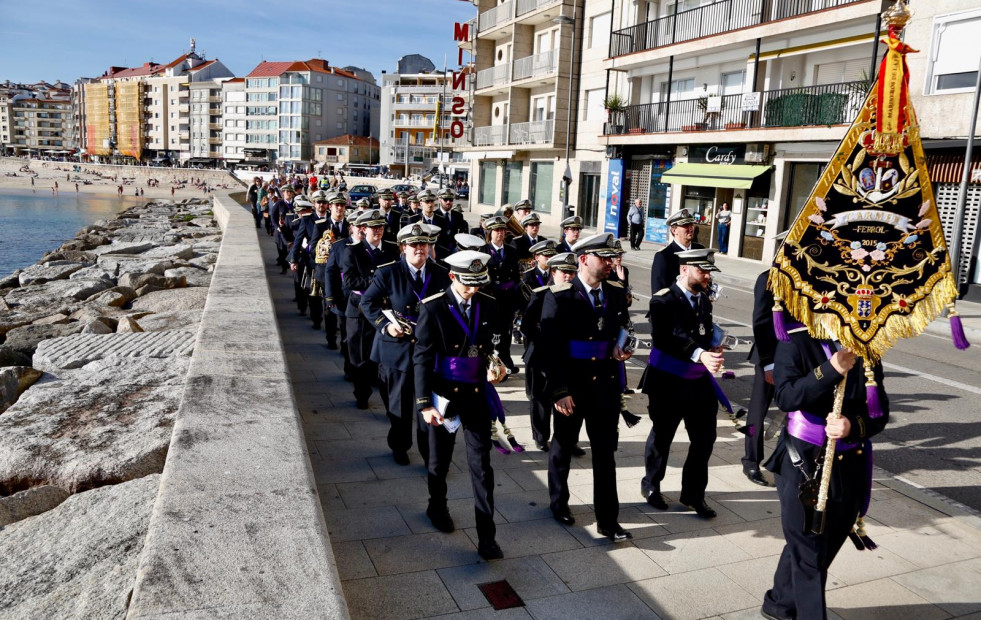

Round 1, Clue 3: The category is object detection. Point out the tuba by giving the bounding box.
[310,228,336,297]
[494,205,525,238]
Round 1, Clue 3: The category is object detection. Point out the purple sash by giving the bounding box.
[647,346,733,414]
[569,340,612,360]
[435,355,483,383]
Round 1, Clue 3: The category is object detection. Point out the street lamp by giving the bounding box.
[554,7,579,220]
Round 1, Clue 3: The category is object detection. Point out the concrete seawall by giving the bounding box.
[126,192,348,619]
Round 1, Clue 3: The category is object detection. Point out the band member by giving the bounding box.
[342,210,399,408]
[414,250,505,561]
[270,185,297,273]
[376,187,403,243]
[481,215,521,375]
[513,212,546,263]
[513,199,533,223]
[640,249,725,519]
[362,223,450,466]
[521,240,557,297]
[437,188,468,237]
[762,329,888,620]
[650,209,703,293]
[288,191,330,328]
[743,270,779,486]
[409,190,452,259]
[521,251,576,452]
[286,196,315,317]
[556,215,584,254]
[470,213,491,238]
[541,233,633,542]
[454,233,486,252]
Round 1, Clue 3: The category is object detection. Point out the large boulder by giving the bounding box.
[0,366,42,413]
[0,346,31,368]
[0,271,21,289]
[134,310,202,332]
[0,475,160,620]
[0,356,188,494]
[18,261,87,286]
[89,241,157,256]
[164,266,211,287]
[67,265,115,282]
[0,485,70,527]
[3,323,84,357]
[130,287,208,313]
[97,256,175,277]
[4,278,112,309]
[140,243,196,261]
[32,330,196,373]
[59,234,109,252]
[118,272,185,291]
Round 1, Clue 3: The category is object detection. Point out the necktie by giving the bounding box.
[691,295,699,312]
[413,269,423,293]
[590,289,602,311]
[461,301,470,322]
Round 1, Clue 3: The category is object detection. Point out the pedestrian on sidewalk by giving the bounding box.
[628,198,645,250]
[414,250,505,561]
[762,327,889,620]
[716,202,731,253]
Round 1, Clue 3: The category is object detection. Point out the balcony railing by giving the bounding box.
[512,49,558,81]
[509,119,554,145]
[516,0,561,17]
[475,64,511,90]
[610,0,866,57]
[474,125,509,146]
[478,0,514,31]
[603,81,870,135]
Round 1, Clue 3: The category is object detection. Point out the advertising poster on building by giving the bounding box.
[604,159,624,236]
[646,217,668,244]
[645,163,672,244]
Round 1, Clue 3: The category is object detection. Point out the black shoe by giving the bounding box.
[571,444,586,457]
[645,492,668,510]
[392,451,409,466]
[427,506,455,533]
[760,606,794,620]
[597,524,632,542]
[744,468,769,487]
[680,498,717,519]
[312,322,322,330]
[477,539,503,561]
[535,440,549,452]
[299,310,307,317]
[552,508,575,526]
[356,399,369,410]
[326,341,338,350]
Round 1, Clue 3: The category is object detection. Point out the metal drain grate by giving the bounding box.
[477,580,524,610]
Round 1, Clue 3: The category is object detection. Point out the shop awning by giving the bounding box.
[660,163,771,189]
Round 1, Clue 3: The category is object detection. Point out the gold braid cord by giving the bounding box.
[768,63,957,364]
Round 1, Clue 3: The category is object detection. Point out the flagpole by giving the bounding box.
[949,53,981,291]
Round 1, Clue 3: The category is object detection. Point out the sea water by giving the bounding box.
[0,189,145,276]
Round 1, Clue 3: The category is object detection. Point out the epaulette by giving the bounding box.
[314,218,327,224]
[550,282,573,293]
[607,280,624,289]
[421,291,445,303]
[532,285,549,293]
[520,266,536,275]
[347,239,359,246]
[383,239,398,247]
[377,260,396,269]
[655,287,671,296]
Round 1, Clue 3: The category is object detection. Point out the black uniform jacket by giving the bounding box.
[413,288,502,416]
[540,277,630,402]
[408,211,452,258]
[270,198,296,245]
[521,267,551,302]
[513,233,547,262]
[650,240,704,293]
[767,330,889,475]
[639,282,714,394]
[361,258,451,372]
[749,270,778,367]
[520,283,550,366]
[482,242,521,308]
[437,207,469,237]
[380,207,403,243]
[325,237,355,315]
[287,214,327,267]
[342,239,400,318]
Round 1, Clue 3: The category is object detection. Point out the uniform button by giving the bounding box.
[474,387,479,393]
[454,345,459,349]
[592,376,597,381]
[588,336,593,341]
[856,449,863,455]
[590,357,596,361]
[838,454,844,461]
[453,387,458,393]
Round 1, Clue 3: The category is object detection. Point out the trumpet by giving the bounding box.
[382,309,415,338]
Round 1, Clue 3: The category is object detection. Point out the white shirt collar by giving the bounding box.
[451,287,471,310]
[577,274,602,299]
[406,259,425,278]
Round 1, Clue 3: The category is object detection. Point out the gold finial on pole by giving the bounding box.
[882,0,912,30]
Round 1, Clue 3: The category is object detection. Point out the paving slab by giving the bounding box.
[436,555,569,612]
[363,531,478,575]
[343,571,460,620]
[541,544,668,591]
[628,567,759,620]
[524,584,661,620]
[826,577,951,620]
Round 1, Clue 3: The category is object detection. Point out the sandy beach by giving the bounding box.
[0,157,244,201]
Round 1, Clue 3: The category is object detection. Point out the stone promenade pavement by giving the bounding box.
[258,235,981,620]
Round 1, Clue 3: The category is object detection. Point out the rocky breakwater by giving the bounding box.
[0,198,220,619]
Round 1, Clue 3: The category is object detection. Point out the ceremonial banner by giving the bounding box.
[769,1,965,365]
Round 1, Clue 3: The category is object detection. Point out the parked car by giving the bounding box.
[348,184,377,203]
[390,184,419,197]
[456,185,469,200]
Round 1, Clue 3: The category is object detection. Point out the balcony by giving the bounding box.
[509,119,554,145]
[473,125,509,146]
[478,0,514,31]
[603,81,869,136]
[209,123,222,131]
[475,64,511,91]
[512,49,558,82]
[516,0,561,17]
[610,0,867,57]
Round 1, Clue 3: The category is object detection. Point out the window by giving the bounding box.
[583,88,605,122]
[658,78,695,101]
[721,71,745,95]
[536,29,556,54]
[479,161,497,205]
[814,60,866,86]
[926,10,981,94]
[502,162,522,204]
[530,162,553,214]
[588,12,611,50]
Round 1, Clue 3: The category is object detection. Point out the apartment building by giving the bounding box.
[457,0,585,228]
[0,81,71,157]
[220,78,250,166]
[380,59,469,178]
[906,0,981,288]
[82,40,233,162]
[188,80,225,164]
[314,134,380,170]
[232,59,381,170]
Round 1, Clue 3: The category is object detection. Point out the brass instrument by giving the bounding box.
[382,309,415,338]
[487,334,510,383]
[494,205,525,238]
[310,228,336,297]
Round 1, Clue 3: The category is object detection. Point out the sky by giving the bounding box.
[0,0,476,84]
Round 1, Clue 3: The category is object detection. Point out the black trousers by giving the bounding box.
[548,392,620,528]
[526,365,551,444]
[379,363,429,463]
[325,310,338,344]
[742,363,775,471]
[251,203,263,228]
[337,312,352,378]
[497,303,516,370]
[346,316,376,403]
[641,378,717,502]
[427,404,496,543]
[629,223,644,249]
[764,445,865,620]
